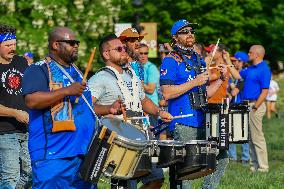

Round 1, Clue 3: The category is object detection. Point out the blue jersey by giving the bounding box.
[160,52,206,130]
[22,61,96,162]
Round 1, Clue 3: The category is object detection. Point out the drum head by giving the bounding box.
[100,117,146,141]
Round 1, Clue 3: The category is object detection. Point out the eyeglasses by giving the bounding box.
[177,29,196,35]
[125,37,141,43]
[139,52,149,55]
[56,40,80,47]
[107,46,127,53]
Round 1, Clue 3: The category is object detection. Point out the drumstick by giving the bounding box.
[172,114,194,119]
[207,38,220,70]
[75,47,96,103]
[201,65,230,70]
[126,116,148,120]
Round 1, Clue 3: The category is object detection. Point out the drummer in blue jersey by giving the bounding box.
[22,27,97,189]
[160,19,228,189]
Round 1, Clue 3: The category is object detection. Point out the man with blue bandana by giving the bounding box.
[0,24,32,189]
[160,19,228,189]
[22,27,97,189]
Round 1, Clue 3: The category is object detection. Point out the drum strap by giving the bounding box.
[218,113,229,150]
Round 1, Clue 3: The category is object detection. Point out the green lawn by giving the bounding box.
[98,78,284,189]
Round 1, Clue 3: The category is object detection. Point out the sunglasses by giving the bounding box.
[107,46,127,53]
[139,52,149,55]
[125,37,141,43]
[177,29,196,35]
[57,40,80,47]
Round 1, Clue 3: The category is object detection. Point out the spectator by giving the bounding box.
[0,24,32,189]
[266,71,280,119]
[23,52,34,65]
[139,43,160,126]
[242,45,271,173]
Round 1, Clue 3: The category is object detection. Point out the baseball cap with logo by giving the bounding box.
[119,28,145,41]
[171,19,198,36]
[230,51,249,63]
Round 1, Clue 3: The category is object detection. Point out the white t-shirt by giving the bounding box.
[266,80,279,101]
[88,70,145,105]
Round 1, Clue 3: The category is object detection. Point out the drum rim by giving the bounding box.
[157,140,184,146]
[184,140,217,145]
[100,117,147,146]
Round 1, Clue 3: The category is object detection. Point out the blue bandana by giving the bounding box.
[0,33,16,43]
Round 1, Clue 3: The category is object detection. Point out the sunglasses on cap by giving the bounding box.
[125,37,141,43]
[139,52,149,55]
[107,46,127,53]
[177,29,196,35]
[57,40,80,47]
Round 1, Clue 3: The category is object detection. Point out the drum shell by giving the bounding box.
[176,141,217,180]
[156,140,185,168]
[132,148,152,179]
[228,105,250,143]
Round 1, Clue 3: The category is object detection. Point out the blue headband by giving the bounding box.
[0,33,16,43]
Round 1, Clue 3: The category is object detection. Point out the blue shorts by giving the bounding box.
[32,156,97,189]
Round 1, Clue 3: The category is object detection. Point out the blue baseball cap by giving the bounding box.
[171,19,197,36]
[233,51,249,63]
[23,52,34,59]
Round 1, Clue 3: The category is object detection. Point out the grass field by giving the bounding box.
[98,78,284,189]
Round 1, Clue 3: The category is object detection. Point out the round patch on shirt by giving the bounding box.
[1,68,24,95]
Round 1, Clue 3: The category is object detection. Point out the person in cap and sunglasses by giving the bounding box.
[88,34,173,189]
[160,19,228,189]
[0,24,32,189]
[119,28,145,82]
[22,27,98,189]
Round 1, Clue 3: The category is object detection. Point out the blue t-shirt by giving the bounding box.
[241,61,271,101]
[160,53,206,130]
[143,61,159,105]
[22,61,96,162]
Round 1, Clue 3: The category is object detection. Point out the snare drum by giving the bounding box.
[99,117,147,179]
[176,140,217,180]
[205,104,222,141]
[156,140,185,168]
[228,103,250,143]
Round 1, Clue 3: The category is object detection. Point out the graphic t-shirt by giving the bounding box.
[0,55,29,133]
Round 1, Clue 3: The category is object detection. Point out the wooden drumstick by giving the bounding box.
[75,47,96,103]
[172,114,194,119]
[207,38,220,70]
[118,96,127,122]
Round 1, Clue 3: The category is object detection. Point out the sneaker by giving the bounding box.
[229,158,237,162]
[257,168,269,173]
[249,166,256,172]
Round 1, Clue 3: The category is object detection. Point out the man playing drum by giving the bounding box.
[160,19,227,189]
[22,27,97,189]
[88,34,173,189]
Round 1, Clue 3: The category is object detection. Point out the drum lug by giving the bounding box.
[104,161,116,177]
[183,148,187,157]
[156,147,160,156]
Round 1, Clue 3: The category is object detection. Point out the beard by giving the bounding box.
[59,50,78,64]
[126,46,140,61]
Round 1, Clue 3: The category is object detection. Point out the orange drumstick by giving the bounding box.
[75,47,96,103]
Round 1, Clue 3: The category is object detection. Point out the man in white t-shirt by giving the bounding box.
[88,34,173,189]
[266,72,280,119]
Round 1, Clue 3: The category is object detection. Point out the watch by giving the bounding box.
[252,105,258,110]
